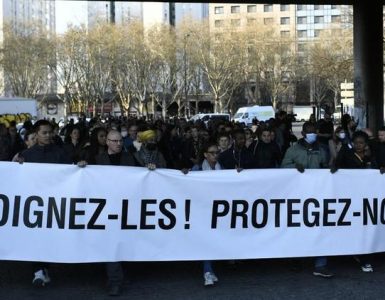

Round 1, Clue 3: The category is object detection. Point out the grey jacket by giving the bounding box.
[281,139,328,169]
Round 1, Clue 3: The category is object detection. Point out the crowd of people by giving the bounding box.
[1,110,385,296]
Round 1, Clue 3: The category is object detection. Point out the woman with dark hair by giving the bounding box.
[63,126,83,163]
[341,114,357,143]
[334,130,376,170]
[158,125,183,169]
[328,126,347,167]
[78,127,107,165]
[12,130,36,162]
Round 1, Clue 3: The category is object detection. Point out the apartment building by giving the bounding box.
[0,0,56,96]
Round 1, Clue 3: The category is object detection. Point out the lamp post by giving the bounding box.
[184,33,190,118]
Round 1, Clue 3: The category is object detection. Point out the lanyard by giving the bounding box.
[233,149,241,168]
[354,152,364,164]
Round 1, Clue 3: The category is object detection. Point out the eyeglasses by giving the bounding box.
[206,151,220,155]
[108,139,123,144]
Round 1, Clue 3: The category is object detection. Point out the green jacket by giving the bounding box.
[281,139,328,169]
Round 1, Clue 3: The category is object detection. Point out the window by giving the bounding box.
[331,15,341,23]
[264,5,273,12]
[314,16,324,24]
[214,6,224,14]
[280,4,289,11]
[297,30,307,38]
[247,45,254,54]
[247,5,256,13]
[314,29,321,37]
[298,56,306,65]
[314,5,323,10]
[280,17,290,25]
[214,20,224,28]
[264,18,274,25]
[231,19,241,27]
[297,43,306,52]
[247,18,256,25]
[297,16,307,24]
[297,5,305,11]
[231,6,240,13]
[281,31,290,38]
[214,33,223,41]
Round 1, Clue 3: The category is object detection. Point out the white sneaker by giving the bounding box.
[210,273,219,282]
[204,272,214,286]
[32,269,51,287]
[361,264,373,272]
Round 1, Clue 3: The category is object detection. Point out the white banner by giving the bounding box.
[1,162,385,263]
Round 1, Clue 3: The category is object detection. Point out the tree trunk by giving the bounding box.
[100,99,104,116]
[162,98,167,120]
[214,97,219,113]
[272,96,277,110]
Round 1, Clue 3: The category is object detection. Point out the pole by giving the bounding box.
[184,34,190,118]
[109,1,115,24]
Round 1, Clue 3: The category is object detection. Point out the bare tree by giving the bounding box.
[0,21,55,98]
[50,26,81,117]
[190,20,244,113]
[147,24,185,119]
[309,27,353,109]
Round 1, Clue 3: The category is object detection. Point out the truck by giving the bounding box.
[233,105,275,126]
[0,97,37,126]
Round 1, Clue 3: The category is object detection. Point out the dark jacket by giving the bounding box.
[0,134,11,161]
[218,146,256,170]
[335,145,377,169]
[63,142,82,163]
[374,142,385,168]
[252,141,281,168]
[181,137,203,169]
[20,144,71,164]
[95,151,137,167]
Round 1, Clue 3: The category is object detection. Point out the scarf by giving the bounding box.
[201,159,221,171]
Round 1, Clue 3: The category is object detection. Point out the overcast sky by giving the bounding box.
[55,0,88,34]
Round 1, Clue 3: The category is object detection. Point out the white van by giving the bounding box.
[233,106,275,126]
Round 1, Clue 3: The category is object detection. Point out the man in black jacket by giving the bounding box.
[252,128,281,168]
[19,120,71,287]
[94,130,137,296]
[218,129,256,171]
[95,130,136,167]
[20,120,71,164]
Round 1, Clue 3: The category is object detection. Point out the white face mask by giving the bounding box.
[338,132,346,140]
[121,131,128,138]
[305,133,317,144]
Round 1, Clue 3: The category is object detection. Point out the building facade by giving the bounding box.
[87,1,142,27]
[87,2,176,28]
[0,0,56,97]
[209,3,351,111]
[175,3,209,26]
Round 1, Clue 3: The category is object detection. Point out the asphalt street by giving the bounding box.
[1,254,385,300]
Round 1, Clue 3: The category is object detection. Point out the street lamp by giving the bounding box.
[184,33,190,118]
